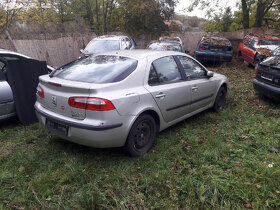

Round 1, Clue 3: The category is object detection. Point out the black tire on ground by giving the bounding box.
[238,51,243,61]
[124,114,157,157]
[212,86,227,112]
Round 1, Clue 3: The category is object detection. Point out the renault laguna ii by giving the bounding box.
[35,50,228,156]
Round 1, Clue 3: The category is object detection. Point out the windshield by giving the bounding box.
[259,40,280,46]
[83,40,120,54]
[148,43,182,52]
[54,55,138,83]
[273,47,280,56]
[160,37,180,43]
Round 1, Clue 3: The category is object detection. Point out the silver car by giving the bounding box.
[0,49,54,121]
[80,35,136,56]
[35,50,228,156]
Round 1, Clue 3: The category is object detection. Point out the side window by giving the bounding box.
[152,56,182,84]
[177,56,206,80]
[125,38,132,49]
[0,61,6,81]
[244,38,251,47]
[250,39,257,50]
[148,65,159,85]
[242,36,248,43]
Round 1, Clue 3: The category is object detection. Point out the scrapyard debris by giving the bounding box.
[256,48,273,57]
[200,37,230,46]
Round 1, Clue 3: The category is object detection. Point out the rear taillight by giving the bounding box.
[36,85,45,98]
[68,97,115,111]
[199,45,206,50]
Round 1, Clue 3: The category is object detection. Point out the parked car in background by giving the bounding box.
[159,36,184,47]
[0,49,54,122]
[254,47,280,102]
[35,50,228,156]
[147,41,185,53]
[195,37,233,63]
[238,34,280,65]
[80,35,136,56]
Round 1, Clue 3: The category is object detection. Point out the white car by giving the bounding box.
[0,49,54,121]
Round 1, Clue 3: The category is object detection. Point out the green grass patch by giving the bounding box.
[0,60,280,208]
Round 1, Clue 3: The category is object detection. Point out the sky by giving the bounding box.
[175,0,239,18]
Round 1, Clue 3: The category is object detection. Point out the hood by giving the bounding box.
[257,45,279,51]
[261,56,280,68]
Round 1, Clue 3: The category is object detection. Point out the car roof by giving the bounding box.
[101,49,187,59]
[201,36,229,41]
[0,49,30,58]
[149,41,181,46]
[92,35,129,41]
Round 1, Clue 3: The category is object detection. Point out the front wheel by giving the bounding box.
[212,86,227,112]
[124,114,157,156]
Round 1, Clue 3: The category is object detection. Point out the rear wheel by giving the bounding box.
[124,114,156,156]
[212,86,227,112]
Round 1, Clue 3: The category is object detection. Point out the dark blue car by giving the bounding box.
[195,37,233,63]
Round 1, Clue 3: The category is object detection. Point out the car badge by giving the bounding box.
[51,96,57,107]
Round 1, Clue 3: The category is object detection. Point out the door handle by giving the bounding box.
[155,93,166,98]
[192,86,198,91]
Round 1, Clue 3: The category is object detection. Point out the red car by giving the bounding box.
[238,34,280,65]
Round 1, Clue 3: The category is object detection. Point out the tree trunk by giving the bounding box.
[85,0,94,27]
[254,0,266,27]
[241,0,249,29]
[95,0,100,33]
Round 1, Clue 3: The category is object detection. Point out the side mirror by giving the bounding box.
[185,49,190,54]
[207,71,214,78]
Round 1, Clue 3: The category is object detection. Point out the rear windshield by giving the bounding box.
[54,55,138,83]
[259,40,280,46]
[148,43,182,52]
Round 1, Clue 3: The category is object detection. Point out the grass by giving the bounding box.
[1,58,280,209]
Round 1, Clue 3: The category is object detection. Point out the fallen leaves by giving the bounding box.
[180,140,192,150]
[201,37,231,46]
[256,48,272,57]
[245,203,253,209]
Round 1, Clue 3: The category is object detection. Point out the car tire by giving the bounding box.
[124,114,157,157]
[212,86,227,112]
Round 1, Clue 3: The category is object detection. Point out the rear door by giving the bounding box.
[177,56,216,112]
[144,56,192,123]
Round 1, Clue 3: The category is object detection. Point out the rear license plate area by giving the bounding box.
[46,119,69,136]
[210,47,222,51]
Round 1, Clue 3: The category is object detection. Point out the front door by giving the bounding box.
[176,55,216,112]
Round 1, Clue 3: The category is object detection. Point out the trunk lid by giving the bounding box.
[257,56,280,87]
[38,76,90,120]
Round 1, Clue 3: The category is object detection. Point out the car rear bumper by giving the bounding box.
[253,78,280,101]
[195,51,233,62]
[35,102,135,148]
